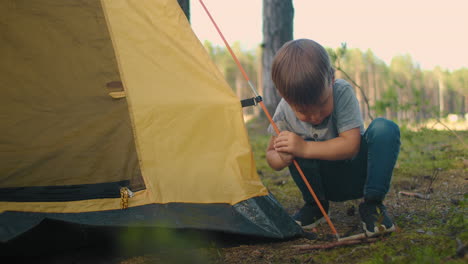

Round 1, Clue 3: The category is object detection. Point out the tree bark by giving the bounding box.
[367,64,376,121]
[177,0,190,22]
[262,0,294,116]
[438,77,444,118]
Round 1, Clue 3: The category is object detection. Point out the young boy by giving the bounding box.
[266,39,401,236]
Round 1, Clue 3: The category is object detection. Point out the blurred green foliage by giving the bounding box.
[203,40,468,124]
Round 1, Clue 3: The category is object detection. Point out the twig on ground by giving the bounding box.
[425,168,441,195]
[338,233,367,242]
[292,237,378,251]
[398,191,430,200]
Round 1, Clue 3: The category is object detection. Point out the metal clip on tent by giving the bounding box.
[199,0,340,240]
[241,96,263,108]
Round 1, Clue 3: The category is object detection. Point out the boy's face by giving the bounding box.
[290,84,334,125]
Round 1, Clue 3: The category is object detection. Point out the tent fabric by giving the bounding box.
[0,194,303,243]
[0,0,143,191]
[0,0,303,242]
[102,0,269,204]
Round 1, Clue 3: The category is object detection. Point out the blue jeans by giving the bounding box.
[289,118,401,203]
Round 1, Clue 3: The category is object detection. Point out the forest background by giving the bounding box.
[185,0,468,128]
[204,40,467,127]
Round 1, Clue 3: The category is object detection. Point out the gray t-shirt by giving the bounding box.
[267,79,364,141]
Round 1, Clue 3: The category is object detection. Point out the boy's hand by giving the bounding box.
[277,151,294,165]
[274,131,306,157]
[266,135,294,170]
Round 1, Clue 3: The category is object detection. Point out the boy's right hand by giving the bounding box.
[266,135,294,171]
[277,151,294,165]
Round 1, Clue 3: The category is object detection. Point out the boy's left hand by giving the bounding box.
[274,131,306,157]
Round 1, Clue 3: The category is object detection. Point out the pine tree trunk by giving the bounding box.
[354,71,365,121]
[262,0,294,116]
[367,64,376,120]
[177,0,190,22]
[438,77,445,118]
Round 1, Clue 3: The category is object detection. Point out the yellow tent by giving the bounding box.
[0,0,302,242]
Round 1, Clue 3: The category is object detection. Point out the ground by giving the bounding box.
[30,118,468,263]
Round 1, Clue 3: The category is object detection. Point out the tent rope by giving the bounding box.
[198,0,340,240]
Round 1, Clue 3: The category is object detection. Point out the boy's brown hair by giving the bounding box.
[272,39,335,109]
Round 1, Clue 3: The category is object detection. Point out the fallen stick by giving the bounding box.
[338,232,367,242]
[398,191,430,200]
[292,238,378,251]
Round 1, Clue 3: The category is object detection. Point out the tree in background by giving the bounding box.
[262,0,294,115]
[203,41,260,118]
[177,0,190,22]
[191,1,466,126]
[204,41,467,124]
[328,44,467,124]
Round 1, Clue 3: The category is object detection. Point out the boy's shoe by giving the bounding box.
[293,201,329,229]
[358,201,396,236]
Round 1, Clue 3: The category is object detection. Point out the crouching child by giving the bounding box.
[266,39,401,236]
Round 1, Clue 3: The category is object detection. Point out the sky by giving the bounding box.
[191,0,468,71]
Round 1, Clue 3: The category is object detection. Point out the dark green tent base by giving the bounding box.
[0,194,303,245]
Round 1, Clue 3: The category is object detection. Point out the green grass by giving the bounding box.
[395,127,467,179]
[247,120,467,182]
[244,118,467,264]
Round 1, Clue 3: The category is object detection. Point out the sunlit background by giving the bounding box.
[192,0,468,71]
[188,0,468,129]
